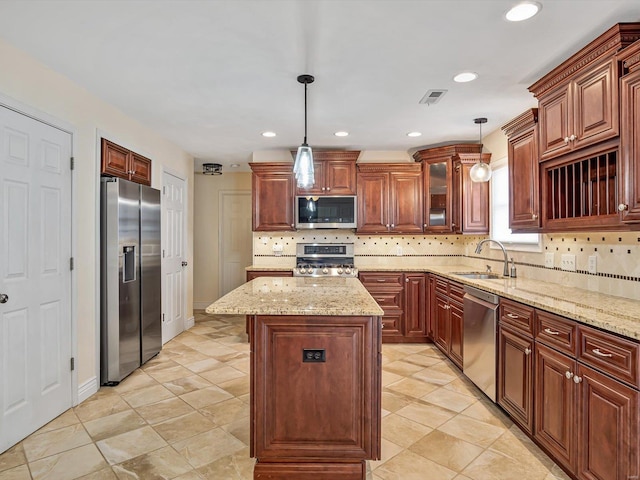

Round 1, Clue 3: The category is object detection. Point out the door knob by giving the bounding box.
[181,261,188,267]
[0,293,8,304]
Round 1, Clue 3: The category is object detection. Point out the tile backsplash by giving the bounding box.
[253,231,640,301]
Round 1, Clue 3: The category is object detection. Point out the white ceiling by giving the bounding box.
[1,1,639,172]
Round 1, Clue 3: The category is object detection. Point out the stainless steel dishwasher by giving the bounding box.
[463,285,500,402]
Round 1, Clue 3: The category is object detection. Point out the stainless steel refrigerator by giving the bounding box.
[100,177,161,385]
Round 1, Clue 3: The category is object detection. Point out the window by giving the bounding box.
[490,159,541,250]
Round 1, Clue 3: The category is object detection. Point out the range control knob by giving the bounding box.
[345,267,352,275]
[337,267,344,274]
[322,267,329,274]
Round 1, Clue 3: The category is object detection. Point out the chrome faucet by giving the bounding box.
[474,239,510,277]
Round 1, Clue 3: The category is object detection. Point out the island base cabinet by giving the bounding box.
[254,461,365,479]
[251,315,381,480]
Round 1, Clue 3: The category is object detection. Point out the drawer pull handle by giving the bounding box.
[544,328,560,336]
[375,298,385,302]
[376,279,386,282]
[565,371,574,379]
[592,348,613,358]
[506,313,519,319]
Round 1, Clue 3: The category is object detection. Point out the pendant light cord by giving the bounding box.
[303,81,308,145]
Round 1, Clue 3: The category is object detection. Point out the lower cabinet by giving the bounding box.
[430,276,464,369]
[497,297,640,480]
[498,324,534,434]
[359,272,428,343]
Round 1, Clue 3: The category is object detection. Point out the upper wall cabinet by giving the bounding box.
[502,109,541,232]
[618,40,640,224]
[356,163,423,234]
[529,24,640,162]
[294,150,359,196]
[250,163,295,232]
[413,144,489,234]
[101,138,152,186]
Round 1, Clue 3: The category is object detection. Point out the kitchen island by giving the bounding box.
[206,277,383,480]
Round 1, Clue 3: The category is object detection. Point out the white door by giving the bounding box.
[219,191,252,296]
[162,171,186,343]
[0,106,72,453]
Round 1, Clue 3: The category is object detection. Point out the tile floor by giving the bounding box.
[0,311,571,480]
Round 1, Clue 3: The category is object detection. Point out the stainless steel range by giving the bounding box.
[294,243,358,277]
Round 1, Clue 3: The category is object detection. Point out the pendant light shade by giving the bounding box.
[294,74,315,189]
[469,117,492,183]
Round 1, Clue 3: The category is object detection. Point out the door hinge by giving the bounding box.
[70,357,75,371]
[70,157,75,170]
[162,313,165,323]
[162,249,165,258]
[70,257,74,271]
[163,186,166,195]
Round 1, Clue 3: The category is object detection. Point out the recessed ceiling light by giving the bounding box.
[334,131,349,137]
[230,164,240,168]
[453,72,478,83]
[261,131,276,137]
[407,132,422,137]
[505,2,541,22]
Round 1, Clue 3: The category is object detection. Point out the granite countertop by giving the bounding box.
[245,264,640,340]
[205,276,384,317]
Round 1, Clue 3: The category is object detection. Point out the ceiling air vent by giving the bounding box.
[419,89,447,106]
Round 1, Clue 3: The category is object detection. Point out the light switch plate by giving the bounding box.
[561,254,576,272]
[545,252,554,268]
[588,255,597,274]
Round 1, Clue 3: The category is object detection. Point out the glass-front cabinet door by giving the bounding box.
[424,158,452,232]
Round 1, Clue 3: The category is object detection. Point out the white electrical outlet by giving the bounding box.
[272,244,283,256]
[560,254,576,272]
[545,252,555,268]
[396,245,403,256]
[588,255,597,274]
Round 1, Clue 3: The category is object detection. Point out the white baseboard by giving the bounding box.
[77,376,99,404]
[185,316,195,330]
[193,301,213,310]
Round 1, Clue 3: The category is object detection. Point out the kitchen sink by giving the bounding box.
[452,272,503,280]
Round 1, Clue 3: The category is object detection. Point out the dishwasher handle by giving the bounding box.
[463,285,500,305]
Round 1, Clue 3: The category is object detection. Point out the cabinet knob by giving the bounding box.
[385,224,390,228]
[391,224,395,228]
[322,187,326,191]
[423,224,427,227]
[532,213,538,220]
[565,371,574,379]
[524,347,531,355]
[405,278,409,283]
[563,136,570,143]
[291,224,295,228]
[381,322,384,329]
[573,375,583,384]
[618,203,629,212]
[569,134,576,141]
[326,187,330,191]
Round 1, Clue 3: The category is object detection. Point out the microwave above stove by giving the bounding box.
[295,195,357,229]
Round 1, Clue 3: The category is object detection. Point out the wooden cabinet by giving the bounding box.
[535,58,619,161]
[356,163,423,234]
[250,163,295,232]
[414,144,489,234]
[498,299,535,434]
[251,314,381,479]
[502,109,541,231]
[619,40,640,224]
[294,150,358,196]
[359,272,427,343]
[430,276,464,369]
[101,138,152,186]
[500,301,640,480]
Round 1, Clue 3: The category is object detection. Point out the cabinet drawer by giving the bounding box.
[449,282,465,303]
[359,272,404,287]
[381,313,403,336]
[369,291,403,310]
[500,299,535,336]
[536,310,578,357]
[578,325,639,388]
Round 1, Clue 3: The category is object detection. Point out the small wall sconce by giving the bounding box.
[202,163,222,175]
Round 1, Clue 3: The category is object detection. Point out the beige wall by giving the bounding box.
[0,38,195,397]
[194,172,252,308]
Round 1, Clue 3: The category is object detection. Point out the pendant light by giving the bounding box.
[293,74,315,189]
[469,117,492,182]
